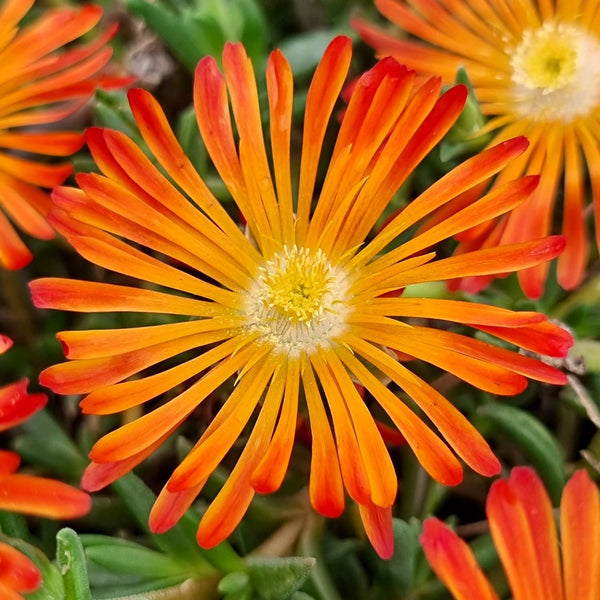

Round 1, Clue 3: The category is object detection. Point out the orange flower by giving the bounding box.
[0,540,41,600]
[0,335,90,597]
[31,37,571,558]
[0,0,133,271]
[0,450,91,599]
[421,467,600,599]
[354,0,600,297]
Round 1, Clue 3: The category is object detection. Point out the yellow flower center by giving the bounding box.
[509,22,600,122]
[243,246,349,356]
[513,27,577,91]
[262,247,332,324]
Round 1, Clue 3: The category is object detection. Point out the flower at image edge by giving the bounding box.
[0,334,46,429]
[0,337,90,597]
[421,467,600,600]
[0,0,134,271]
[31,36,572,558]
[353,0,600,297]
[0,540,41,600]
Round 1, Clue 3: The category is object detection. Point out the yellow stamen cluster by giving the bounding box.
[512,23,577,92]
[509,22,600,123]
[243,246,349,356]
[262,246,332,324]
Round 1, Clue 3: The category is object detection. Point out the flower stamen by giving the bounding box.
[243,246,349,356]
[509,22,600,122]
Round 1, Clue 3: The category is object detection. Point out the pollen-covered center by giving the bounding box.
[510,22,600,122]
[264,247,331,324]
[243,246,349,356]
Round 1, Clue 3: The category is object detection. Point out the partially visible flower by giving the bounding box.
[31,37,572,558]
[354,0,600,297]
[421,467,600,599]
[0,540,41,600]
[0,336,90,597]
[0,335,46,429]
[0,0,133,270]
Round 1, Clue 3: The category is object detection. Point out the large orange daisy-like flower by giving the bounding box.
[354,0,600,298]
[421,467,600,599]
[0,0,132,271]
[31,37,572,558]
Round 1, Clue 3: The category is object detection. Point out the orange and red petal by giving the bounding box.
[0,451,21,475]
[296,36,352,240]
[486,474,549,600]
[420,518,499,600]
[560,469,600,600]
[359,501,394,560]
[0,541,41,595]
[0,335,12,354]
[0,473,90,519]
[507,467,564,600]
[0,379,47,432]
[301,361,345,518]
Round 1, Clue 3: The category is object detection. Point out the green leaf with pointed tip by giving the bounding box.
[373,518,420,594]
[57,528,92,600]
[111,473,242,574]
[125,0,206,72]
[218,571,251,595]
[82,535,192,578]
[247,556,316,600]
[477,403,565,502]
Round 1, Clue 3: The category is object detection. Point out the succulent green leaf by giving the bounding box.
[57,528,92,600]
[477,403,565,502]
[247,556,316,600]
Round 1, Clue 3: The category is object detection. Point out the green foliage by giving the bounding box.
[125,0,269,71]
[477,403,566,503]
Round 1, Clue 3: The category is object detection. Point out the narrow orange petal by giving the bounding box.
[420,518,499,600]
[318,347,397,508]
[301,359,345,517]
[266,49,294,243]
[149,482,204,535]
[251,361,299,494]
[353,136,530,269]
[396,236,566,286]
[82,432,170,492]
[127,88,255,259]
[166,353,274,491]
[561,469,600,600]
[508,467,564,600]
[80,336,250,415]
[58,317,238,360]
[41,329,231,395]
[358,501,394,559]
[476,319,573,358]
[0,473,90,519]
[558,126,588,290]
[367,297,546,327]
[296,36,352,241]
[196,364,286,546]
[486,475,547,600]
[310,352,372,505]
[30,278,221,317]
[339,339,464,486]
